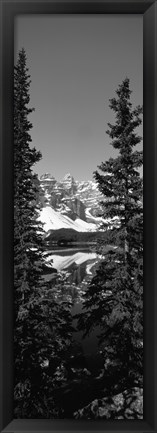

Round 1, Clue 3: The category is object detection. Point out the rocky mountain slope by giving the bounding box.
[38,173,103,233]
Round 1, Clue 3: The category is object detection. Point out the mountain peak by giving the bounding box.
[39,173,103,226]
[63,173,74,181]
[40,173,56,181]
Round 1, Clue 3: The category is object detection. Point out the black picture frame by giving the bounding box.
[0,1,157,432]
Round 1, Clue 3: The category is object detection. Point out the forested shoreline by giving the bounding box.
[14,49,143,419]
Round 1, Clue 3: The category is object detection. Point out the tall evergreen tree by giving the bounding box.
[78,78,143,391]
[14,49,73,418]
[14,48,43,309]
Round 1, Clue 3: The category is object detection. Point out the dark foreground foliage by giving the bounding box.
[14,49,74,418]
[77,78,143,396]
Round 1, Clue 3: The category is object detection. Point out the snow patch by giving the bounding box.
[38,206,97,233]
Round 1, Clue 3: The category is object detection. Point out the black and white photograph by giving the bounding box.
[14,14,143,419]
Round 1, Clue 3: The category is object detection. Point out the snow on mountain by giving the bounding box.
[74,218,97,231]
[85,207,103,223]
[39,173,103,228]
[38,173,104,233]
[75,179,103,213]
[38,174,122,234]
[38,206,97,233]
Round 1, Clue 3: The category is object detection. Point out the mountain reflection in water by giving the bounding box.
[45,245,102,368]
[45,247,98,285]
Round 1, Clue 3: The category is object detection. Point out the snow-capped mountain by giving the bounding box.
[39,206,97,233]
[39,173,103,233]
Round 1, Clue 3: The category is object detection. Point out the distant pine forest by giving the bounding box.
[45,228,105,244]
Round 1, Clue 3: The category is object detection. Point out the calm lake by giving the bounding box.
[42,244,112,415]
[45,245,98,282]
[44,245,103,372]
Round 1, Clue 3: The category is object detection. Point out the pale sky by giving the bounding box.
[14,15,143,181]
